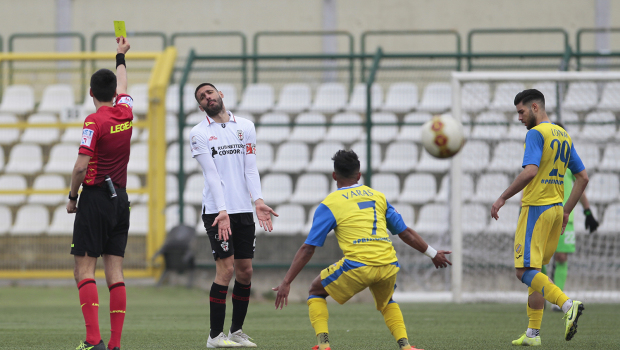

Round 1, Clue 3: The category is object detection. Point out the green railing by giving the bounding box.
[576,27,620,71]
[365,47,383,187]
[170,31,247,88]
[90,31,167,51]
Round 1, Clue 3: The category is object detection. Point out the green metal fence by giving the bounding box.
[576,27,620,71]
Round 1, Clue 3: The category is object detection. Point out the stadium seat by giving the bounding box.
[127,143,148,174]
[435,174,474,203]
[598,144,620,171]
[288,112,327,143]
[306,141,345,173]
[489,82,525,111]
[472,173,512,203]
[234,111,254,122]
[125,174,144,204]
[267,204,305,235]
[324,113,364,143]
[261,173,293,205]
[597,202,620,234]
[5,144,42,175]
[416,150,450,173]
[216,83,238,111]
[37,84,75,114]
[585,173,619,204]
[166,204,197,231]
[460,141,489,172]
[44,143,79,174]
[183,173,205,205]
[166,84,198,114]
[273,83,312,113]
[459,113,472,139]
[369,112,398,143]
[28,174,65,205]
[462,203,488,235]
[256,112,290,143]
[79,89,97,116]
[398,173,436,204]
[417,82,451,113]
[581,111,616,141]
[461,82,490,113]
[10,204,48,235]
[380,142,418,173]
[0,85,35,114]
[303,204,321,234]
[597,82,620,111]
[415,203,449,235]
[506,115,527,141]
[237,84,274,114]
[350,141,381,172]
[310,82,347,113]
[256,142,273,172]
[60,126,85,144]
[47,205,75,235]
[577,143,600,170]
[166,174,178,203]
[185,111,206,125]
[166,142,198,174]
[346,83,383,112]
[270,142,309,173]
[128,205,148,235]
[0,175,27,205]
[391,203,415,228]
[470,112,508,140]
[396,112,432,142]
[531,82,557,111]
[290,173,329,205]
[381,82,418,113]
[572,202,599,235]
[487,141,524,173]
[373,173,400,203]
[485,203,520,234]
[139,113,179,143]
[21,113,60,145]
[0,205,11,234]
[562,82,599,112]
[555,111,581,138]
[128,84,148,115]
[0,114,20,146]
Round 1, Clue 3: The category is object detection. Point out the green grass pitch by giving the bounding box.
[0,285,619,349]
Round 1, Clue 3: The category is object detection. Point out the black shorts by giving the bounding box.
[202,212,255,261]
[71,186,130,258]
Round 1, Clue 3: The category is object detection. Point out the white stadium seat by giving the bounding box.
[585,173,619,204]
[0,175,27,205]
[47,205,75,235]
[128,205,148,235]
[0,85,35,114]
[416,150,450,173]
[380,142,418,173]
[485,203,520,234]
[0,205,12,234]
[270,142,309,173]
[256,142,273,173]
[369,112,398,143]
[391,203,415,228]
[166,142,198,174]
[306,141,345,173]
[274,83,312,113]
[396,112,432,142]
[128,84,148,115]
[10,204,48,235]
[60,126,85,144]
[562,82,598,112]
[417,83,451,113]
[5,144,42,175]
[234,112,255,122]
[487,141,524,173]
[598,202,620,234]
[290,173,329,205]
[0,114,20,145]
[324,113,364,143]
[303,204,324,235]
[44,143,79,174]
[597,82,620,112]
[346,83,383,112]
[166,84,197,114]
[461,82,490,113]
[506,115,527,141]
[183,173,205,205]
[80,89,96,116]
[37,84,75,114]
[125,174,145,204]
[577,143,600,171]
[28,174,65,205]
[581,111,616,141]
[599,144,620,171]
[381,82,418,113]
[398,173,436,204]
[0,147,3,172]
[166,174,178,204]
[256,112,290,143]
[462,203,488,235]
[21,113,60,145]
[415,204,449,235]
[555,112,580,138]
[310,82,347,113]
[288,113,327,143]
[470,112,508,140]
[489,82,525,111]
[237,84,274,114]
[459,113,472,139]
[531,82,557,111]
[373,173,400,203]
[165,204,197,231]
[435,174,474,203]
[350,141,381,172]
[460,141,489,173]
[472,173,512,203]
[267,204,305,235]
[185,111,206,125]
[216,83,238,111]
[261,173,293,205]
[127,143,148,174]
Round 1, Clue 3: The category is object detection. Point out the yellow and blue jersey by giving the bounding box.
[305,184,407,266]
[521,122,585,207]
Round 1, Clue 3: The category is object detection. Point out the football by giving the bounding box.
[421,114,465,158]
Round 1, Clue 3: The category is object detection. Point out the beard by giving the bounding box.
[204,98,223,116]
[525,108,537,130]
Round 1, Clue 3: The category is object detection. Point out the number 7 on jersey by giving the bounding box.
[358,201,377,236]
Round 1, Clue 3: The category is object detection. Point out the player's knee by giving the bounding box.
[236,266,253,282]
[218,265,235,282]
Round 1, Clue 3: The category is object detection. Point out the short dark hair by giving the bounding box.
[194,83,218,102]
[332,149,360,179]
[90,69,117,102]
[514,89,545,108]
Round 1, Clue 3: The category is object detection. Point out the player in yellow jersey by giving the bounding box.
[491,89,589,346]
[273,150,452,350]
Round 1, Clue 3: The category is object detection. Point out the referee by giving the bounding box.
[190,83,278,348]
[66,36,132,350]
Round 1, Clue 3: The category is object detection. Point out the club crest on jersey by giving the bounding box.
[237,129,244,141]
[246,143,256,155]
[221,241,229,252]
[515,244,522,254]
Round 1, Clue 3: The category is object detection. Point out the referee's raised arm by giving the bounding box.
[115,36,130,95]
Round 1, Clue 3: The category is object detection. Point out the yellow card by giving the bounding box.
[114,21,127,38]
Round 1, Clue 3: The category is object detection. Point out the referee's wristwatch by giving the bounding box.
[68,192,78,201]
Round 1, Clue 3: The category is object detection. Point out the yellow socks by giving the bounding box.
[521,270,569,307]
[381,302,409,347]
[308,296,329,349]
[526,299,543,330]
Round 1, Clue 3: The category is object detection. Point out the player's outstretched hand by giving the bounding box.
[272,282,290,310]
[255,199,278,232]
[491,197,505,220]
[584,209,599,234]
[213,210,232,241]
[431,250,452,269]
[116,36,130,54]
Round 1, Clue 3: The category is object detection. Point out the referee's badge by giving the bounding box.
[237,129,244,141]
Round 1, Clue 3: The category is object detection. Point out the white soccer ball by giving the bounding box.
[421,115,465,158]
